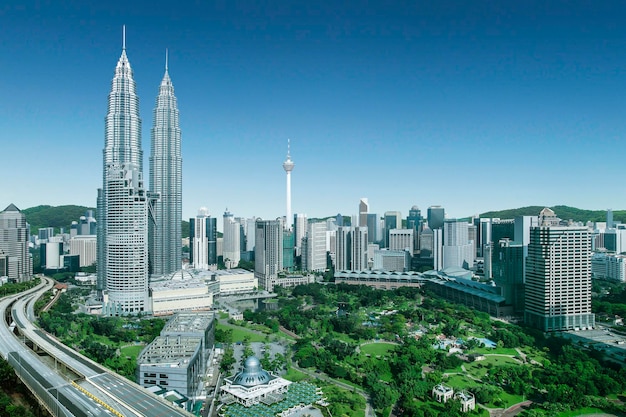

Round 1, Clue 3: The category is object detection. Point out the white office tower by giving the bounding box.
[351,226,368,271]
[442,219,475,270]
[0,204,32,282]
[223,210,241,269]
[294,213,307,256]
[149,51,182,277]
[69,235,97,267]
[254,219,283,291]
[389,229,414,253]
[192,208,210,269]
[97,29,150,314]
[525,216,595,331]
[282,140,295,230]
[44,236,64,269]
[359,198,369,227]
[304,221,328,272]
[103,164,150,314]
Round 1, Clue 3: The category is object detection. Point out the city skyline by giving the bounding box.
[2,1,626,221]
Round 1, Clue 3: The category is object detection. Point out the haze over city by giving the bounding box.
[2,1,626,221]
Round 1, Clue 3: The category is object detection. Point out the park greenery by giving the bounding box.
[239,282,626,417]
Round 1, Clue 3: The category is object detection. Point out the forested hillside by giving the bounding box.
[479,205,626,223]
[22,205,192,238]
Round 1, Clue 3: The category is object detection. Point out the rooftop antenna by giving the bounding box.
[165,48,168,71]
[122,25,126,50]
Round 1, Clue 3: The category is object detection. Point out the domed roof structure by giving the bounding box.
[232,356,274,388]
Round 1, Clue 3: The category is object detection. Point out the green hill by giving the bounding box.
[22,205,192,238]
[479,205,626,223]
[23,205,94,234]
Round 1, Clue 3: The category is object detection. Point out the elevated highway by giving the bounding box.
[1,277,193,417]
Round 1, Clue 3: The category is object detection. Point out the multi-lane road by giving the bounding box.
[1,277,193,417]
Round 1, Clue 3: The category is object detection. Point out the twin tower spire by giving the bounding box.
[97,27,182,315]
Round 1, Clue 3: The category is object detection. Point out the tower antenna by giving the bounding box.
[165,48,168,71]
[122,25,126,50]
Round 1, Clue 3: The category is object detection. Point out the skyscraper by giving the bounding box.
[97,28,150,314]
[359,198,369,228]
[223,209,241,269]
[283,140,295,230]
[427,205,445,230]
[524,209,595,331]
[255,219,283,291]
[149,51,182,277]
[0,204,32,282]
[190,208,217,270]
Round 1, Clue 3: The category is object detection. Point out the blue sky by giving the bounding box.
[1,1,625,223]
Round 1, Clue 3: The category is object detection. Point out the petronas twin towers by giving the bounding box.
[97,29,182,315]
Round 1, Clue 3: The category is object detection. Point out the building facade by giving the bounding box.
[149,56,182,277]
[254,219,283,291]
[524,222,595,331]
[0,204,32,282]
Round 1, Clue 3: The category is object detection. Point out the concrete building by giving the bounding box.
[190,208,217,270]
[432,383,454,403]
[304,221,327,272]
[254,219,283,291]
[592,252,626,282]
[211,268,258,294]
[293,213,307,256]
[383,211,402,248]
[137,335,204,410]
[359,198,369,228]
[69,235,97,268]
[442,219,474,270]
[373,249,410,272]
[525,210,595,331]
[149,54,182,277]
[223,210,241,269]
[389,228,414,254]
[150,270,214,315]
[351,226,368,271]
[0,204,32,282]
[335,226,352,271]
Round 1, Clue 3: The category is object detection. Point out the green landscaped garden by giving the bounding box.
[218,322,268,343]
[359,342,397,356]
[120,344,145,359]
[464,356,521,379]
[444,374,479,390]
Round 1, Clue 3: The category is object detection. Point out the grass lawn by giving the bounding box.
[360,342,397,356]
[444,374,479,390]
[218,322,267,343]
[485,391,524,409]
[464,356,520,379]
[120,344,145,359]
[283,367,309,382]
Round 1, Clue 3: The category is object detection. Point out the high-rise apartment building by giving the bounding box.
[97,30,150,314]
[0,204,32,282]
[524,211,595,331]
[254,219,283,291]
[149,53,182,277]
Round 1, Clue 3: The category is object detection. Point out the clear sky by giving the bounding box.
[1,1,625,223]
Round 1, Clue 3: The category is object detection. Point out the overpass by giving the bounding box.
[0,277,193,417]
